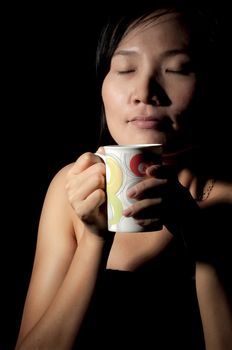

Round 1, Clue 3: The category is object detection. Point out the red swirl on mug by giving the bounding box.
[130,154,154,176]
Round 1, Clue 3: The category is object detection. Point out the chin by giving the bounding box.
[129,136,167,146]
[113,130,168,146]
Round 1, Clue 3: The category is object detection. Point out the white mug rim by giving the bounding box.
[104,143,162,150]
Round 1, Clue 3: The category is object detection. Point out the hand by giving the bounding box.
[65,150,108,236]
[122,164,168,231]
[123,163,199,233]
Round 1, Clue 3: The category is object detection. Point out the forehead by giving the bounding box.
[118,12,190,50]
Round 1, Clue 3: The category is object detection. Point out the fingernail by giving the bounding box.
[123,208,133,217]
[127,188,136,198]
[146,164,159,176]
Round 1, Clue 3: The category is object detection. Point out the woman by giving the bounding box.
[15,1,232,349]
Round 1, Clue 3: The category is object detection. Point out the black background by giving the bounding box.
[1,2,230,349]
[2,5,107,349]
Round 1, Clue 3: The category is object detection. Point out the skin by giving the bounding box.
[15,13,232,350]
[102,14,197,150]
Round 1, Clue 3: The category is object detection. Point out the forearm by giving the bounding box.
[180,200,232,349]
[16,234,110,350]
[196,262,232,350]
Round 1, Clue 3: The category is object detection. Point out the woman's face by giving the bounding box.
[102,13,199,152]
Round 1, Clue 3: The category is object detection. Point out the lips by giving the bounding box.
[129,116,161,129]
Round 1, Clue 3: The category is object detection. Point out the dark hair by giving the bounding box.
[95,1,219,146]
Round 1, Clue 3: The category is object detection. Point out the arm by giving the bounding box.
[170,183,232,350]
[195,187,232,350]
[196,262,232,350]
[15,155,111,350]
[171,183,232,350]
[124,166,232,350]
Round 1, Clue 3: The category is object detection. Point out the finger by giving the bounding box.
[123,198,162,217]
[71,170,105,202]
[72,189,106,220]
[68,152,104,176]
[127,177,167,199]
[146,163,177,180]
[145,164,162,177]
[66,163,106,201]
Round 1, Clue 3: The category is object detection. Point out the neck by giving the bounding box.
[163,144,198,166]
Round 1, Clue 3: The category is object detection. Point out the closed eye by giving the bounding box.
[165,63,195,75]
[117,69,135,74]
[166,68,193,75]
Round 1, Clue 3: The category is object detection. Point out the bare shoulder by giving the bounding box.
[213,179,232,203]
[39,161,86,243]
[47,162,75,191]
[199,179,232,214]
[200,179,232,232]
[41,162,76,209]
[38,162,77,238]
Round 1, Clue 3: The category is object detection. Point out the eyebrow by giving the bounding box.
[161,48,190,59]
[113,48,190,59]
[113,48,139,57]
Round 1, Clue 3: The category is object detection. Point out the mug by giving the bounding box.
[96,144,163,232]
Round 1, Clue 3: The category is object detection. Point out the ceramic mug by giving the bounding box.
[96,144,163,232]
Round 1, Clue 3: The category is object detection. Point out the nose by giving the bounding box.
[132,77,169,106]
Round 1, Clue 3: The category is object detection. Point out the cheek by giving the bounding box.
[102,74,130,116]
[169,80,197,113]
[101,78,125,142]
[102,77,121,112]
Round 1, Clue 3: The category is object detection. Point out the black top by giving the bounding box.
[73,246,205,349]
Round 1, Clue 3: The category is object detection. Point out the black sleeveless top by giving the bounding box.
[73,249,205,349]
